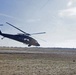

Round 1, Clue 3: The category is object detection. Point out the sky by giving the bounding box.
[0,0,76,48]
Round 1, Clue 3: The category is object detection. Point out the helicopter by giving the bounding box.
[0,22,46,47]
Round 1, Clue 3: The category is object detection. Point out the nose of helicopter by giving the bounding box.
[36,43,40,46]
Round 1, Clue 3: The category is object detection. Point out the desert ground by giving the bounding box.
[0,47,76,75]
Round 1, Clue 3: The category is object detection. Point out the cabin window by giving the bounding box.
[24,38,29,41]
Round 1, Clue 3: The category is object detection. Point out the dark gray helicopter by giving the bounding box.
[0,22,46,47]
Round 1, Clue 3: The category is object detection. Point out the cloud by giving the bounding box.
[59,7,76,17]
[67,0,76,7]
[59,0,76,18]
[67,0,73,7]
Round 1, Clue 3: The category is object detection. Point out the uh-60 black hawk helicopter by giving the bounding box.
[0,22,46,47]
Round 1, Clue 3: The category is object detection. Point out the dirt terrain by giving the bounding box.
[0,47,76,75]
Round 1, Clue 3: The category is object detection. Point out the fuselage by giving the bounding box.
[0,32,40,46]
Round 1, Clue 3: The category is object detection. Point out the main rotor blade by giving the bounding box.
[6,22,30,35]
[30,32,46,35]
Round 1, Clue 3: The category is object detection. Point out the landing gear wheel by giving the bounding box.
[28,44,31,47]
